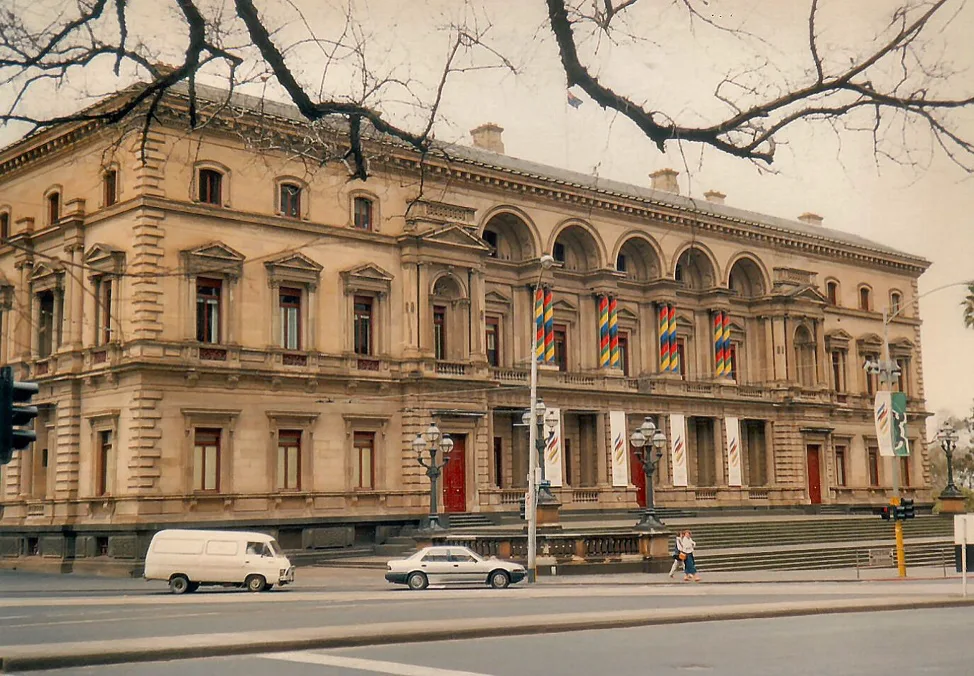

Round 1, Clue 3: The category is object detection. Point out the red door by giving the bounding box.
[443,435,466,513]
[806,445,822,504]
[630,444,646,507]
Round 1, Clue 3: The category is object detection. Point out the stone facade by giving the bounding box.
[0,86,932,551]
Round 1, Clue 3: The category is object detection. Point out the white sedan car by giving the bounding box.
[385,546,526,590]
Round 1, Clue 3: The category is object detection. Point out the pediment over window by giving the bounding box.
[181,241,245,279]
[484,289,512,306]
[775,284,828,304]
[616,307,639,323]
[674,314,695,332]
[825,328,853,350]
[341,263,394,296]
[889,337,914,357]
[856,333,884,350]
[551,298,577,313]
[419,223,492,252]
[29,262,64,292]
[85,243,126,276]
[265,252,323,289]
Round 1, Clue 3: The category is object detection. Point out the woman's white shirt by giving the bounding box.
[680,536,696,554]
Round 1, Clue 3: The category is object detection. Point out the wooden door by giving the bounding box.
[443,435,466,513]
[806,445,822,504]
[630,444,646,507]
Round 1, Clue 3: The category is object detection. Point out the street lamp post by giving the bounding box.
[521,401,559,505]
[413,422,454,531]
[629,417,667,531]
[937,422,962,500]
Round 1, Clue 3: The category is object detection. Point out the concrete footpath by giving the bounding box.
[1,594,972,673]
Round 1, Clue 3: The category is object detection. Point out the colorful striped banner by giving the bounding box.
[668,305,679,374]
[659,305,670,373]
[722,311,731,377]
[599,295,610,368]
[543,287,554,365]
[534,286,544,363]
[609,296,620,369]
[713,311,725,376]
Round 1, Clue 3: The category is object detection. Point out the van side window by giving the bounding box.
[205,540,238,556]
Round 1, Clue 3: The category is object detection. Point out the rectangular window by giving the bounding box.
[826,281,838,305]
[895,358,909,395]
[353,431,375,489]
[564,437,573,487]
[196,278,222,344]
[199,169,222,205]
[727,343,737,381]
[96,278,113,345]
[353,296,373,356]
[277,429,301,490]
[96,430,112,496]
[831,350,846,392]
[48,192,60,224]
[553,324,568,372]
[482,230,498,256]
[618,332,630,376]
[193,428,221,492]
[899,456,910,487]
[867,446,880,487]
[38,290,56,358]
[353,197,373,230]
[676,338,687,380]
[493,436,503,488]
[859,287,871,312]
[280,184,301,218]
[433,306,447,360]
[279,287,301,350]
[0,212,8,240]
[553,242,566,263]
[834,445,847,487]
[103,170,118,207]
[485,316,500,367]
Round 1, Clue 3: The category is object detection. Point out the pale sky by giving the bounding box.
[2,0,972,434]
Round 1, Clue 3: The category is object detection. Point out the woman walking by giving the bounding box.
[668,530,686,578]
[680,530,701,582]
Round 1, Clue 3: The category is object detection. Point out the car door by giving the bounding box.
[418,549,452,585]
[447,549,482,585]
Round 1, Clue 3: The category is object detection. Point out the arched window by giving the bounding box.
[103,168,118,207]
[858,286,872,312]
[47,191,61,225]
[826,280,839,306]
[0,210,9,240]
[280,183,302,218]
[353,196,373,230]
[889,291,902,316]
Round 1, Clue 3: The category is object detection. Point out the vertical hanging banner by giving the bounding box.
[599,296,610,368]
[713,311,725,376]
[609,297,620,369]
[874,391,894,457]
[725,416,742,487]
[534,287,544,363]
[543,287,554,365]
[658,305,670,372]
[891,392,911,457]
[722,312,731,376]
[544,407,563,487]
[670,413,688,487]
[609,411,629,487]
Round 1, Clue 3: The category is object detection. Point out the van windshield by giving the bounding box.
[267,540,283,557]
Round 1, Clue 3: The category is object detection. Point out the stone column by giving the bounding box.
[306,283,318,351]
[468,269,485,358]
[596,412,608,487]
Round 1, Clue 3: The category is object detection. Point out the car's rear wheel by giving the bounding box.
[407,571,428,590]
[245,574,267,592]
[169,574,190,595]
[488,570,510,589]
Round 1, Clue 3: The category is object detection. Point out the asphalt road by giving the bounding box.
[20,606,973,676]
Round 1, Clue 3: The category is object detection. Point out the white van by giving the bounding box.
[144,529,295,594]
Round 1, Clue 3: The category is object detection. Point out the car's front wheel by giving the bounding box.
[169,574,190,595]
[488,570,510,589]
[407,571,428,590]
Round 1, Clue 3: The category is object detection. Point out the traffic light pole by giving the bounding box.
[882,312,907,579]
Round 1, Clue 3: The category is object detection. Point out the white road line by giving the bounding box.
[261,651,495,676]
[0,610,224,629]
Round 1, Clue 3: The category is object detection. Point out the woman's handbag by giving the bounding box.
[678,552,687,561]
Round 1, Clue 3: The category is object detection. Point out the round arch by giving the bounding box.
[429,271,469,300]
[726,253,770,298]
[478,206,542,263]
[547,218,608,272]
[612,231,664,281]
[671,241,720,289]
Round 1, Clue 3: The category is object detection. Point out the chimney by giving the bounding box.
[470,123,505,154]
[798,212,824,226]
[649,168,680,194]
[704,190,726,205]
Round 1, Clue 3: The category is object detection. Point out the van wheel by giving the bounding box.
[488,570,510,589]
[407,572,428,590]
[245,574,267,592]
[169,575,190,595]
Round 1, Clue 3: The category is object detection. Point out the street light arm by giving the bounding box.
[885,279,974,324]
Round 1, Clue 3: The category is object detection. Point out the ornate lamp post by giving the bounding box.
[937,422,962,500]
[413,422,454,531]
[521,400,560,505]
[629,416,667,531]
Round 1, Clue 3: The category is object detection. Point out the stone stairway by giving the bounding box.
[447,513,495,528]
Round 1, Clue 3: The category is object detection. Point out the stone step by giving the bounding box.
[447,513,495,528]
[696,541,953,573]
[373,542,416,557]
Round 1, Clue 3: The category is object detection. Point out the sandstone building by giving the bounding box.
[0,84,930,561]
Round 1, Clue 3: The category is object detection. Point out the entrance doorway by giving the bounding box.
[806,445,822,504]
[443,435,467,513]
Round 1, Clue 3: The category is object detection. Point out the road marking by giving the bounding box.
[261,651,495,675]
[0,610,224,629]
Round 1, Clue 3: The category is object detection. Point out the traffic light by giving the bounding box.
[0,366,38,465]
[901,498,915,520]
[879,506,891,521]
